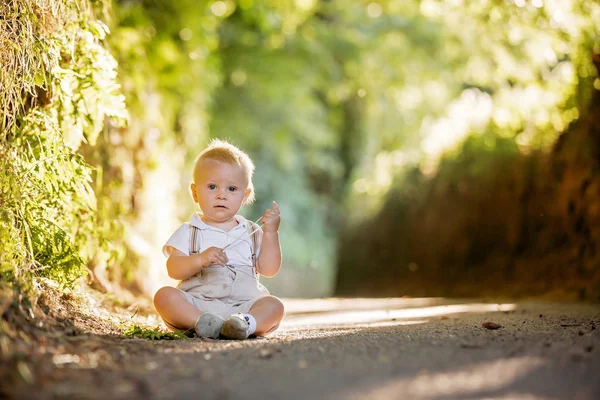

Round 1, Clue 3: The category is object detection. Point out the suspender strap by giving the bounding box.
[247,221,259,269]
[190,224,200,254]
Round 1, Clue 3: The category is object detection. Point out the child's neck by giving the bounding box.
[199,213,238,232]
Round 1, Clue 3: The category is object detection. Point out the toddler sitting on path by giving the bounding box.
[153,139,284,340]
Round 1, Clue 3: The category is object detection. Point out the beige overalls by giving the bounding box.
[164,220,270,330]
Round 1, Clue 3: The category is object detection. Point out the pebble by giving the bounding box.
[482,322,502,330]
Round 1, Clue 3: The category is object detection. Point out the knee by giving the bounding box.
[153,286,176,311]
[267,296,285,320]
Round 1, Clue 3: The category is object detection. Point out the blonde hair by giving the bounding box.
[193,139,255,203]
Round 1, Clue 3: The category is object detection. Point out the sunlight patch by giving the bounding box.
[348,356,545,399]
[281,303,516,328]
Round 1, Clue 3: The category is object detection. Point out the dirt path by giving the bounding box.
[2,296,599,399]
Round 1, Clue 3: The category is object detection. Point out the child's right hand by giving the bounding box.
[199,246,228,268]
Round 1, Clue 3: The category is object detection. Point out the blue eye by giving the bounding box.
[207,184,216,190]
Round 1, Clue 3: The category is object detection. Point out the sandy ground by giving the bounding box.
[2,295,599,400]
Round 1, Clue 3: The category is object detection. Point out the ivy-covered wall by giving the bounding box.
[0,0,126,289]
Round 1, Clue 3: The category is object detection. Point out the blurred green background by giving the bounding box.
[2,0,599,299]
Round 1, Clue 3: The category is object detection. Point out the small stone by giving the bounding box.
[146,361,158,371]
[259,349,273,359]
[482,322,502,330]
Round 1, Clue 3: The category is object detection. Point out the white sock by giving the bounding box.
[243,314,257,335]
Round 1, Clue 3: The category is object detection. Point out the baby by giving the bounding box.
[153,139,284,340]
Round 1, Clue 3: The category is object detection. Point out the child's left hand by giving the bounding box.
[261,201,280,233]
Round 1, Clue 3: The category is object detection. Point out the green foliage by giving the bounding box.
[123,324,190,340]
[438,134,521,179]
[339,0,600,223]
[0,0,127,288]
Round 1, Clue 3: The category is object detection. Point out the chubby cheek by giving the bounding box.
[235,192,248,203]
[198,192,210,203]
[193,190,206,204]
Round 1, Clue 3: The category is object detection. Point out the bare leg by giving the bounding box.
[153,286,202,330]
[248,296,285,336]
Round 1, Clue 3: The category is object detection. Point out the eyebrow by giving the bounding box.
[202,180,245,186]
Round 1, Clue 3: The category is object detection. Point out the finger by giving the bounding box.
[219,251,228,263]
[272,201,280,214]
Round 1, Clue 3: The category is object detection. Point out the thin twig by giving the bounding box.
[222,216,262,251]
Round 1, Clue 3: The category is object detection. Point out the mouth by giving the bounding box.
[214,205,228,209]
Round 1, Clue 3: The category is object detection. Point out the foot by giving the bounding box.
[220,313,250,340]
[195,313,225,338]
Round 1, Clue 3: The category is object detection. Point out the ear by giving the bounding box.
[190,182,198,203]
[242,187,252,205]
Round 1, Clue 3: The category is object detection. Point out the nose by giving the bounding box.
[216,189,227,199]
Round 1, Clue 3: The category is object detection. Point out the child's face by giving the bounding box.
[190,159,252,225]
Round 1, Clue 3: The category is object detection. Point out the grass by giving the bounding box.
[123,324,192,340]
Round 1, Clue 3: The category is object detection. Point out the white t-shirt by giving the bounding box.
[163,213,261,268]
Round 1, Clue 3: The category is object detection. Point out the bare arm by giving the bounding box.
[166,247,228,280]
[256,201,282,278]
